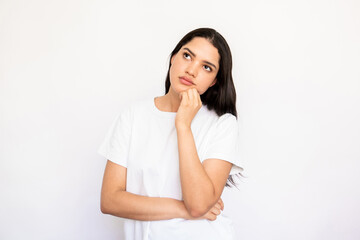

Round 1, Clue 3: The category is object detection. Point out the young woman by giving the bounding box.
[98,28,243,240]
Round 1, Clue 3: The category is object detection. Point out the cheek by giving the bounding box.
[169,65,176,79]
[169,61,184,81]
[198,77,216,94]
[197,85,209,95]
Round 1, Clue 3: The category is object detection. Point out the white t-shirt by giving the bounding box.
[98,97,243,240]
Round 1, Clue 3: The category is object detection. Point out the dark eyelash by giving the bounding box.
[204,65,212,71]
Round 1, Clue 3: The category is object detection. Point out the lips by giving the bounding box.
[179,76,194,85]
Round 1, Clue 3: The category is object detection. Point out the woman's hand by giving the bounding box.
[175,88,202,130]
[200,198,224,221]
[183,198,224,221]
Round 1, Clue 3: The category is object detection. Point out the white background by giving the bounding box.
[1,0,359,239]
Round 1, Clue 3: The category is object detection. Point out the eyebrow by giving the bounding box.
[183,47,217,70]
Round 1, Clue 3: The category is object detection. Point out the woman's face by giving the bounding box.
[169,37,220,95]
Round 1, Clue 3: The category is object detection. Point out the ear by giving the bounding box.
[210,78,217,87]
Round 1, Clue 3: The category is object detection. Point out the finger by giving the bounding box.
[193,88,200,106]
[206,213,217,221]
[181,91,188,105]
[179,92,184,102]
[210,213,217,221]
[211,207,221,215]
[187,88,194,103]
[218,198,224,210]
[190,88,200,107]
[214,202,221,210]
[220,198,224,210]
[196,89,202,106]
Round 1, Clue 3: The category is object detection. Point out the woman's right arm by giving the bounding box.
[100,160,223,221]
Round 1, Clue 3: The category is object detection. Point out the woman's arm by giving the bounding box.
[175,89,233,218]
[100,160,223,221]
[176,127,232,218]
[101,160,187,221]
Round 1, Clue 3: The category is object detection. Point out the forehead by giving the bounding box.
[181,37,220,65]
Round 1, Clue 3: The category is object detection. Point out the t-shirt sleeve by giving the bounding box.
[202,113,243,175]
[97,108,131,167]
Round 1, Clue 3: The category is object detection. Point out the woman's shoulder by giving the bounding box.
[110,98,153,124]
[130,97,153,111]
[199,105,237,125]
[117,97,153,113]
[191,106,237,136]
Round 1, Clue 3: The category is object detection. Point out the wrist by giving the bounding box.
[177,200,191,219]
[175,123,191,132]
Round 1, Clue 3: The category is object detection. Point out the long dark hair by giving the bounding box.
[165,28,241,187]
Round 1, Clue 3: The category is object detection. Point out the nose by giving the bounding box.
[185,62,198,78]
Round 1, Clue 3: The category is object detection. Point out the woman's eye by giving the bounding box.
[183,52,191,59]
[204,65,212,72]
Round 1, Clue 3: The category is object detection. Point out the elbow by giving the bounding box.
[100,200,109,214]
[185,191,217,218]
[189,208,207,218]
[187,204,209,218]
[100,189,125,215]
[100,195,112,214]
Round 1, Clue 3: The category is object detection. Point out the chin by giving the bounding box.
[170,84,188,93]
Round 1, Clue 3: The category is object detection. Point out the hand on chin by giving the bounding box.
[175,88,202,130]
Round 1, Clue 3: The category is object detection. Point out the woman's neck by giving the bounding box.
[156,88,181,112]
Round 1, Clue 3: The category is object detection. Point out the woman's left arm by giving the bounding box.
[175,88,233,218]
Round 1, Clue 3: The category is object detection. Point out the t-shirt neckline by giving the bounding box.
[152,97,206,118]
[152,97,177,118]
